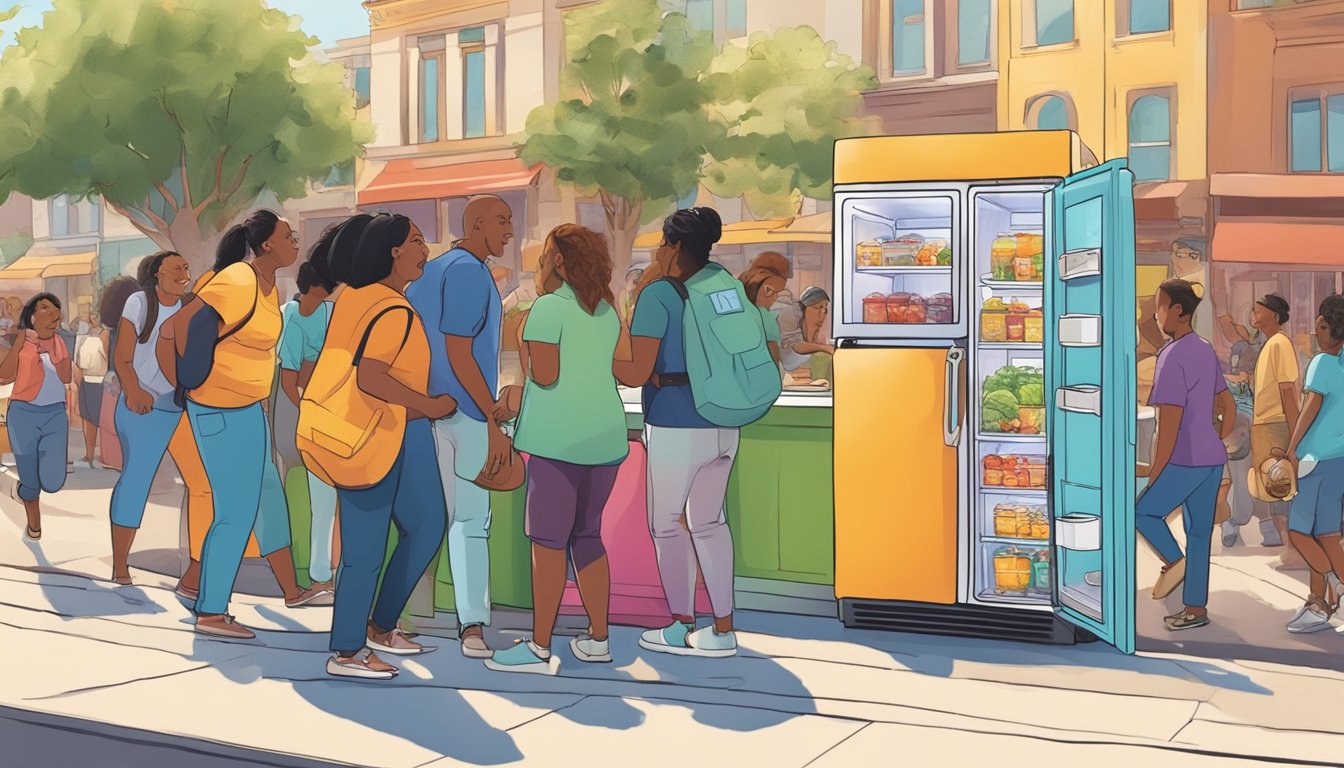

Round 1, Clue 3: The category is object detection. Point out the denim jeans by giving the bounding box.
[109,399,181,528]
[9,401,67,502]
[433,411,492,627]
[189,401,292,615]
[331,419,446,654]
[307,471,339,583]
[1136,463,1223,608]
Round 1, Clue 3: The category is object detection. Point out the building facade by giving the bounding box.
[1207,0,1344,363]
[996,0,1209,308]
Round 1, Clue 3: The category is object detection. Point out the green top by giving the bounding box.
[513,282,630,466]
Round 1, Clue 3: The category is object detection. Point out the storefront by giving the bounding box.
[0,250,99,320]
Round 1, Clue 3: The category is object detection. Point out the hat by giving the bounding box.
[1248,452,1296,502]
[799,286,830,308]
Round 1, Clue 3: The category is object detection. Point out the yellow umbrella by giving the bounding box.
[633,218,796,249]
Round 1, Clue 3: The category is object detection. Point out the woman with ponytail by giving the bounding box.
[158,210,323,639]
[278,225,341,593]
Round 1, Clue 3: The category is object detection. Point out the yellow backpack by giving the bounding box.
[297,296,413,489]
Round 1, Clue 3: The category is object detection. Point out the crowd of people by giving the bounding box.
[1137,278,1344,634]
[5,197,786,680]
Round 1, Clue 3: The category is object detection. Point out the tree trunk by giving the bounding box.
[600,191,643,297]
[165,212,222,278]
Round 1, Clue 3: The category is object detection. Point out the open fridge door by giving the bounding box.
[1045,159,1137,653]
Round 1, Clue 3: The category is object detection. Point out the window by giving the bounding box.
[460,27,487,139]
[725,0,746,37]
[1030,94,1072,130]
[1290,89,1344,173]
[891,0,927,76]
[685,0,713,30]
[323,160,355,189]
[418,37,445,143]
[1034,0,1074,47]
[353,66,371,110]
[957,0,992,66]
[1126,0,1170,35]
[1128,93,1173,182]
[48,194,99,238]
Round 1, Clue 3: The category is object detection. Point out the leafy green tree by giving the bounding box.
[0,231,32,266]
[702,27,878,218]
[520,0,722,275]
[0,0,371,270]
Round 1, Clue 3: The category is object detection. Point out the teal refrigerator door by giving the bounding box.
[1044,159,1137,653]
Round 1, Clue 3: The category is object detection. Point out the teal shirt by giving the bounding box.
[1300,350,1344,462]
[278,300,331,372]
[513,283,630,466]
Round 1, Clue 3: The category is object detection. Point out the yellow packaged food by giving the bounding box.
[856,241,883,268]
[1024,312,1044,344]
[981,309,1007,342]
[994,549,1033,593]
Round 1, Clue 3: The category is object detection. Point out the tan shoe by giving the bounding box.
[195,614,256,640]
[368,627,430,656]
[286,586,334,608]
[1152,558,1187,600]
[327,649,398,680]
[460,624,491,659]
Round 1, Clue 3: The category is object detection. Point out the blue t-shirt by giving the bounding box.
[406,247,501,422]
[1300,350,1344,463]
[629,279,716,429]
[277,300,331,372]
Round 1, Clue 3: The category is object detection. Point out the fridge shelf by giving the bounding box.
[1058,248,1101,281]
[1059,314,1102,347]
[1060,582,1102,622]
[979,274,1044,292]
[980,486,1047,496]
[977,342,1044,351]
[856,266,952,276]
[975,432,1046,444]
[1056,385,1102,417]
[982,535,1049,546]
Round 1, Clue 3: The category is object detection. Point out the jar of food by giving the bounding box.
[991,234,1017,280]
[1013,253,1036,282]
[906,294,927,324]
[1027,461,1046,488]
[1006,312,1025,342]
[1030,549,1051,593]
[886,292,911,323]
[1024,311,1044,344]
[882,235,922,266]
[856,241,883,268]
[994,548,1033,593]
[1015,232,1043,258]
[927,293,954,324]
[863,293,887,324]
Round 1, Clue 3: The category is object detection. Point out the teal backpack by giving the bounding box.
[662,264,782,428]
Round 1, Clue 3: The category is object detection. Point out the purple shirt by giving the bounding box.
[1149,332,1229,468]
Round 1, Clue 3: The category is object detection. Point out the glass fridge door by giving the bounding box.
[1045,159,1137,654]
[833,187,964,340]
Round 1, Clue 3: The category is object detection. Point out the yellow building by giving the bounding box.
[995,0,1208,285]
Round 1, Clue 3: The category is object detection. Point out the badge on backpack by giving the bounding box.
[708,289,743,315]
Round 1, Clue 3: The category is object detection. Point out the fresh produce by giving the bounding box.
[1017,383,1044,407]
[936,247,952,266]
[984,365,1042,399]
[982,390,1019,430]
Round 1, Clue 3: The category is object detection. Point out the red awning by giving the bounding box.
[1211,220,1344,265]
[358,158,541,206]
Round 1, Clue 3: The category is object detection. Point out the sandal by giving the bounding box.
[1164,610,1210,631]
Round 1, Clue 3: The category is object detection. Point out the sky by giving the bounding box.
[1,1,371,48]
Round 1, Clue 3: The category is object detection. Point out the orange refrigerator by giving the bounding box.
[832,131,1137,650]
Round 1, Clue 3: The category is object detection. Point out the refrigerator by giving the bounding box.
[831,131,1138,653]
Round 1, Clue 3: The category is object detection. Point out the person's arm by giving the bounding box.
[793,341,835,356]
[280,368,302,408]
[527,341,559,387]
[767,340,781,366]
[1215,389,1236,440]
[1143,404,1184,481]
[614,285,666,388]
[357,313,455,419]
[1288,392,1323,471]
[1280,381,1300,434]
[0,331,24,385]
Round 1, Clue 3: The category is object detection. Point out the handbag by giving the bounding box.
[297,300,412,490]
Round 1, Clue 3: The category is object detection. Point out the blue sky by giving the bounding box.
[1,1,370,47]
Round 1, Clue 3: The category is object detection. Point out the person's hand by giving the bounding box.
[483,424,511,478]
[422,394,458,421]
[124,384,154,415]
[490,386,520,423]
[1136,463,1151,478]
[23,329,38,347]
[823,344,836,356]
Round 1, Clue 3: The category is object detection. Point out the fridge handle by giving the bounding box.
[1125,347,1136,447]
[944,347,964,447]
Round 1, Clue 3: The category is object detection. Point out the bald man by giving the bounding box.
[406,194,515,658]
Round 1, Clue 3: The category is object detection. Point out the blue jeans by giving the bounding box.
[433,411,492,627]
[9,401,67,502]
[307,471,339,583]
[189,401,292,615]
[1136,464,1222,608]
[331,419,446,654]
[109,398,180,528]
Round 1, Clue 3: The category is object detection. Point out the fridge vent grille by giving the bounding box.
[842,599,1078,645]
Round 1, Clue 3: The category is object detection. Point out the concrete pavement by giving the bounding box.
[3,445,1344,766]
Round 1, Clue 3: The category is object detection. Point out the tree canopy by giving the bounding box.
[0,0,371,267]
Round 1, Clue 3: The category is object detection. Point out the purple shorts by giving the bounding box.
[525,456,620,560]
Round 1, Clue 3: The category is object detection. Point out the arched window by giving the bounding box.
[1027,93,1074,131]
[1129,93,1172,182]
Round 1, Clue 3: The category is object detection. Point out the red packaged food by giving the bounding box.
[886,293,911,323]
[906,294,927,324]
[927,293,954,324]
[863,293,887,323]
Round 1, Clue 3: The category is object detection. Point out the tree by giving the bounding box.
[702,27,878,218]
[0,0,372,270]
[520,0,722,278]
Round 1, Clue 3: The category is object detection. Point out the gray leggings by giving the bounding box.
[9,401,68,502]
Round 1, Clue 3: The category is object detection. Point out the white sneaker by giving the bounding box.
[685,626,737,658]
[1287,604,1333,634]
[569,634,612,663]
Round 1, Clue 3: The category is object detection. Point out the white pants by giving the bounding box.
[433,411,492,627]
[645,425,740,619]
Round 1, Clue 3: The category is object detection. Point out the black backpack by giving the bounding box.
[173,264,258,409]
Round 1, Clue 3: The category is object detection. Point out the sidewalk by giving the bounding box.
[4,457,1344,766]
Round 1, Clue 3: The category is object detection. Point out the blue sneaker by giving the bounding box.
[638,621,696,656]
[484,640,559,676]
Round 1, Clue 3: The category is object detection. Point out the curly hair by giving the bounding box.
[1320,293,1344,343]
[548,224,614,315]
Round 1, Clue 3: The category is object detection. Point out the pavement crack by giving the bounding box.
[23,664,214,702]
[802,721,870,767]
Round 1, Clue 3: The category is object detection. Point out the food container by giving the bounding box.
[1030,550,1051,592]
[906,294,927,324]
[1029,512,1050,540]
[1013,253,1037,282]
[927,293,954,324]
[1018,406,1045,434]
[1005,313,1025,342]
[994,548,1033,593]
[1015,232,1044,258]
[885,292,911,323]
[990,234,1017,280]
[856,241,883,268]
[1057,514,1101,550]
[863,294,888,324]
[1027,462,1046,488]
[915,238,947,266]
[882,235,922,266]
[1024,311,1044,344]
[981,308,1007,342]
